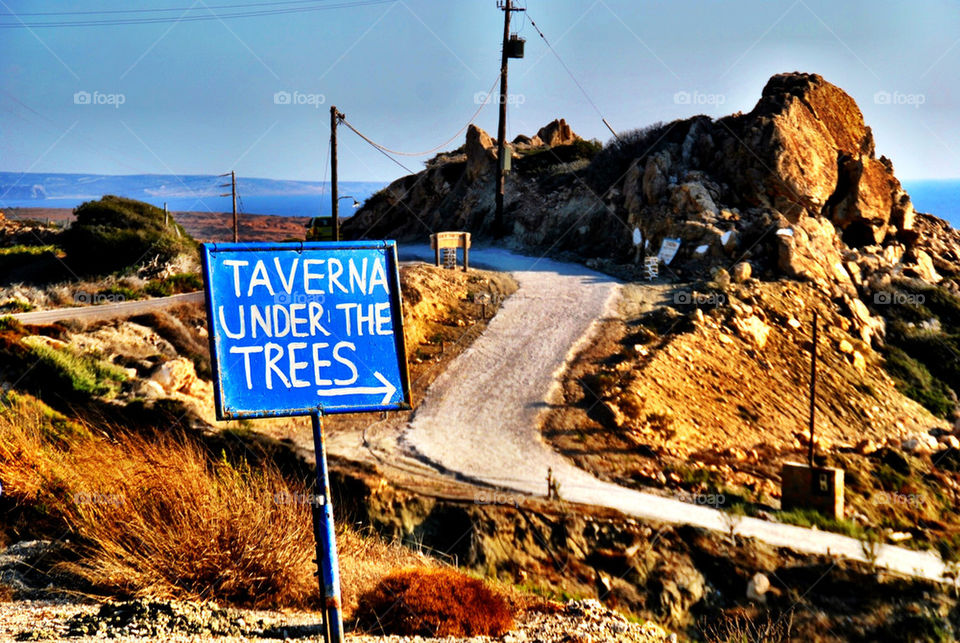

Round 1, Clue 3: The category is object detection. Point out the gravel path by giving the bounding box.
[399,245,947,583]
[0,598,670,642]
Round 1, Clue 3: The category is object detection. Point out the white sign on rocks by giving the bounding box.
[657,238,681,265]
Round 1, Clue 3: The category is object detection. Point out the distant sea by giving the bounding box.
[902,179,960,228]
[0,194,371,218]
[0,172,956,229]
[0,172,388,218]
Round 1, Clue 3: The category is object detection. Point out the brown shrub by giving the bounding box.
[0,392,434,612]
[355,567,515,636]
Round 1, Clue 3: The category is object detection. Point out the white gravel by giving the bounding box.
[398,245,947,583]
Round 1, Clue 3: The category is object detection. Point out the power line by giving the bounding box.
[525,11,620,141]
[11,0,351,17]
[0,0,395,28]
[337,74,500,158]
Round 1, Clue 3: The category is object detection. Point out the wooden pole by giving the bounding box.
[230,171,238,242]
[808,311,818,466]
[494,0,511,237]
[331,106,340,242]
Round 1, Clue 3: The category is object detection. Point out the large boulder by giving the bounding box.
[716,73,915,246]
[465,124,497,182]
[535,118,578,147]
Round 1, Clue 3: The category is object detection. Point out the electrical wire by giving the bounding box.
[0,0,395,28]
[525,11,620,141]
[11,0,356,17]
[337,73,500,158]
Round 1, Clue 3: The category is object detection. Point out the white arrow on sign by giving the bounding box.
[316,371,397,405]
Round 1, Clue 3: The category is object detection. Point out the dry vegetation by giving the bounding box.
[544,280,960,549]
[0,391,432,617]
[354,567,515,637]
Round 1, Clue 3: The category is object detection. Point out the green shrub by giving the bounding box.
[144,272,203,297]
[21,336,128,398]
[99,285,143,302]
[62,195,198,276]
[776,507,865,539]
[0,316,23,333]
[881,345,955,418]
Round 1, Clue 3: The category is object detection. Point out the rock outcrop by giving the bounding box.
[344,72,958,347]
[465,124,497,182]
[535,118,578,147]
[711,73,914,246]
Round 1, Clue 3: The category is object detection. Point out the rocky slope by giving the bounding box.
[345,73,956,338]
[345,72,960,425]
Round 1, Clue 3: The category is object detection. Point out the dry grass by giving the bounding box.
[0,392,431,613]
[354,567,515,637]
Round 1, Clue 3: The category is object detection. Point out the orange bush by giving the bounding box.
[355,567,515,636]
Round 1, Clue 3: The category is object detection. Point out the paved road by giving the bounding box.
[10,292,205,325]
[399,246,947,582]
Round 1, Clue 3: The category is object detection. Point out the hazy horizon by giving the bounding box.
[2,1,959,184]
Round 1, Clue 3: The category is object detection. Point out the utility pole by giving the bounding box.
[808,311,819,466]
[231,171,238,242]
[219,171,238,242]
[494,0,523,237]
[330,105,342,242]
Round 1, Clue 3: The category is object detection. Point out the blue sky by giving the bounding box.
[1,0,958,181]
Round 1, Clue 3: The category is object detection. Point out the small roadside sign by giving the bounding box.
[202,241,411,418]
[201,240,411,643]
[657,237,681,265]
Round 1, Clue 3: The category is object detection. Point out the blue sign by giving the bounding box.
[202,241,411,419]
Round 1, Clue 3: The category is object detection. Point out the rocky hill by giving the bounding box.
[346,72,960,421]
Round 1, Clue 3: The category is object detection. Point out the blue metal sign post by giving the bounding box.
[201,241,411,642]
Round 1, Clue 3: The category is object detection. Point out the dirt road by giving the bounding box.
[397,245,947,582]
[10,292,204,324]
